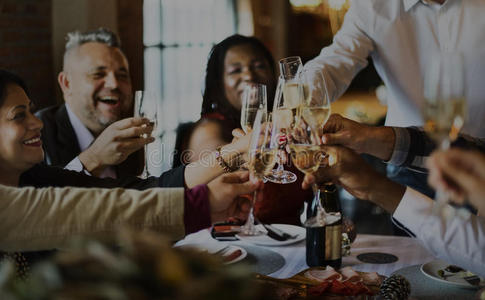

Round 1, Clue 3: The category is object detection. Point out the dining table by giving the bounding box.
[176,228,479,299]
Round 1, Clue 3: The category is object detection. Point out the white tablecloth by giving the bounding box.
[176,229,435,278]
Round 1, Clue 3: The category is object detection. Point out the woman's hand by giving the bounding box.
[427,149,485,215]
[228,128,250,163]
[207,171,263,223]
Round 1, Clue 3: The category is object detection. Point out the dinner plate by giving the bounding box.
[236,224,305,246]
[175,243,247,265]
[420,260,485,289]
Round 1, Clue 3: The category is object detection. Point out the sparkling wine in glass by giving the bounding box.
[241,83,267,134]
[423,52,467,216]
[288,67,332,226]
[264,56,304,184]
[134,90,158,179]
[241,110,278,236]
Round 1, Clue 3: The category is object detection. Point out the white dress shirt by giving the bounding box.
[393,187,485,277]
[306,0,485,138]
[64,104,117,179]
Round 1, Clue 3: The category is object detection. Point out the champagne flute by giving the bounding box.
[241,110,278,236]
[240,83,267,134]
[265,56,303,184]
[134,90,158,179]
[423,52,467,215]
[288,67,332,226]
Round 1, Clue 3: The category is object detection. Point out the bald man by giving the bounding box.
[37,28,153,180]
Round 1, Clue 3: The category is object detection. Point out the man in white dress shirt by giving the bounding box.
[307,0,485,136]
[306,0,485,198]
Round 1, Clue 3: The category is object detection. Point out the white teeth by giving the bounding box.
[99,96,119,101]
[24,137,40,145]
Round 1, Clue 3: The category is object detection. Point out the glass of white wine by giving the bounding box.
[423,52,467,215]
[264,57,304,184]
[288,67,331,224]
[240,83,267,134]
[240,110,278,236]
[134,90,158,179]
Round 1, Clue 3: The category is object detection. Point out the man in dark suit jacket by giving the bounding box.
[37,28,150,179]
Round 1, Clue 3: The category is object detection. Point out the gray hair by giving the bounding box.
[65,27,121,52]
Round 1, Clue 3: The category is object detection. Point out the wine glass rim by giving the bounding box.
[279,56,302,63]
[244,82,266,89]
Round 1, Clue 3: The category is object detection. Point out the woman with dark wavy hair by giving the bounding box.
[179,34,311,225]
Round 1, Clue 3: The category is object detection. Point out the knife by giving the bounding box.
[261,223,296,241]
[464,275,481,287]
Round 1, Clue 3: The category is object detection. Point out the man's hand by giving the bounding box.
[321,114,395,161]
[79,117,154,176]
[427,149,485,215]
[207,171,263,223]
[302,145,405,213]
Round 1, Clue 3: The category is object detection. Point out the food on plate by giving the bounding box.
[308,279,373,297]
[340,266,362,283]
[222,249,243,263]
[303,266,383,297]
[304,266,382,287]
[304,266,343,282]
[438,265,477,280]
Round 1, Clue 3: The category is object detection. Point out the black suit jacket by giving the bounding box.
[20,163,186,189]
[36,104,185,187]
[36,104,81,166]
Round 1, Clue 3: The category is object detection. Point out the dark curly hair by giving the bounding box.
[0,69,29,107]
[201,34,276,124]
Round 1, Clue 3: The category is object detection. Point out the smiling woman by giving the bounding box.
[176,35,313,225]
[0,71,44,186]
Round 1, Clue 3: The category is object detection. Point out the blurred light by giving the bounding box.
[328,0,347,10]
[289,0,322,8]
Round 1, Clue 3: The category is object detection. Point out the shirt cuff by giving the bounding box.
[64,157,91,175]
[392,187,433,235]
[386,127,411,166]
[184,184,211,235]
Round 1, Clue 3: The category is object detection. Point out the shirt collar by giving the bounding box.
[404,0,421,11]
[65,103,95,151]
[404,0,442,11]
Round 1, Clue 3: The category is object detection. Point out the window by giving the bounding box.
[143,0,237,173]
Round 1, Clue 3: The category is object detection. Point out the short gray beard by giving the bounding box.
[84,109,117,136]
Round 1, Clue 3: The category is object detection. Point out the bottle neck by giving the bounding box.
[319,184,341,213]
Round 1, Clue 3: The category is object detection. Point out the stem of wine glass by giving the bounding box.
[432,137,453,217]
[275,155,284,172]
[440,138,451,150]
[241,190,258,235]
[141,144,149,179]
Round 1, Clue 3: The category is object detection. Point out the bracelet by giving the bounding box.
[215,146,238,173]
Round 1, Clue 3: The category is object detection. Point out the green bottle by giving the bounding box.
[305,184,342,268]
